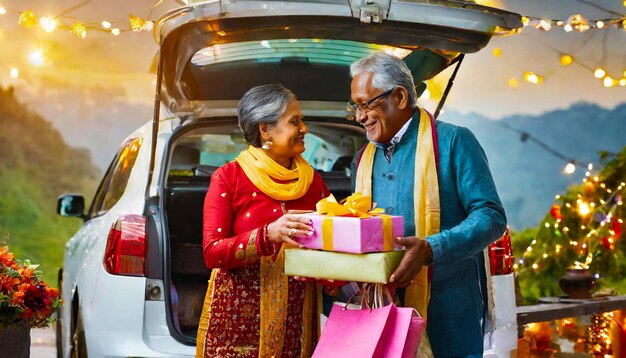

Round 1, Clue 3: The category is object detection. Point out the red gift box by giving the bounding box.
[489,227,513,276]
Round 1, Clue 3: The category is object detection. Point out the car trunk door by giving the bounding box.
[146,0,521,199]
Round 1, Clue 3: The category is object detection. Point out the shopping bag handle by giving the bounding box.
[341,284,395,310]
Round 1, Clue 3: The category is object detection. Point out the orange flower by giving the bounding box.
[1,245,60,328]
[18,267,35,282]
[0,246,17,268]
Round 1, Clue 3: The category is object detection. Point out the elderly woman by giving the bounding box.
[196,84,329,358]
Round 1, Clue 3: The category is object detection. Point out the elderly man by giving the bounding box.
[350,53,506,357]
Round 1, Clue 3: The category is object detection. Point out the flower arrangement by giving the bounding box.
[0,245,60,330]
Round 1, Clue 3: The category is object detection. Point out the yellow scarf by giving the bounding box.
[355,107,439,356]
[235,146,314,201]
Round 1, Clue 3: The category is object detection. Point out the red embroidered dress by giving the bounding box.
[200,161,328,357]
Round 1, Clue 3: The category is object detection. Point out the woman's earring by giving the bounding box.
[262,141,273,150]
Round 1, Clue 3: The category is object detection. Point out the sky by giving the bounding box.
[0,0,624,126]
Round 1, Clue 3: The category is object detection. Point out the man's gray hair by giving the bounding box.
[237,84,296,147]
[350,53,417,107]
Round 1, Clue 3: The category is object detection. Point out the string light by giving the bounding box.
[18,10,37,28]
[497,48,625,88]
[523,71,543,84]
[603,76,617,87]
[2,6,155,39]
[564,162,576,174]
[567,14,591,32]
[523,13,626,32]
[559,54,573,66]
[538,19,552,31]
[39,16,57,32]
[70,22,87,39]
[28,50,44,66]
[129,14,153,32]
[594,68,606,78]
[497,122,589,176]
[9,67,19,79]
[578,202,591,216]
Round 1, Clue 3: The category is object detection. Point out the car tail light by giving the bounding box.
[104,214,146,276]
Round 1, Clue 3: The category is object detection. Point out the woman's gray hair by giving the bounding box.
[237,84,296,147]
[350,53,417,107]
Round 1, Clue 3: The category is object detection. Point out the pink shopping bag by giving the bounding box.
[313,304,425,358]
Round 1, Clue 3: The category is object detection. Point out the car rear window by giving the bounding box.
[191,39,411,67]
[168,121,365,177]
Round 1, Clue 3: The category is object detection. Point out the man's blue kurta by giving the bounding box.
[351,111,507,357]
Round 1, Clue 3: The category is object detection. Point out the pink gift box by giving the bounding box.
[294,214,404,254]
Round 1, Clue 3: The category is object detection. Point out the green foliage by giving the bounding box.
[513,146,626,304]
[0,87,100,288]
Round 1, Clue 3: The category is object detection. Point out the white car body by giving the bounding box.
[60,121,198,357]
[57,0,521,357]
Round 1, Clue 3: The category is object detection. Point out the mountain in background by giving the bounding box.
[0,87,100,287]
[439,102,626,229]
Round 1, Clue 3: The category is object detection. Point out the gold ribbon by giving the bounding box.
[381,215,393,251]
[322,218,334,250]
[315,193,393,251]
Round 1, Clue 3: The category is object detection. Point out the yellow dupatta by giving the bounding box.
[235,146,314,201]
[355,107,439,356]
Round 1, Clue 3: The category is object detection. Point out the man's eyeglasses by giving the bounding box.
[348,89,393,114]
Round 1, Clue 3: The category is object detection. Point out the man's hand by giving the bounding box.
[389,236,433,287]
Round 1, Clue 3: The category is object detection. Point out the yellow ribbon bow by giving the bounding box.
[315,193,385,218]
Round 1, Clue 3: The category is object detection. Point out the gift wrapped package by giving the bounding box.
[294,214,404,254]
[293,194,404,254]
[284,248,405,284]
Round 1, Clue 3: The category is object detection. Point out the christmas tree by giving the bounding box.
[513,146,626,304]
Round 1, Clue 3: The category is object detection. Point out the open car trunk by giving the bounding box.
[148,0,522,345]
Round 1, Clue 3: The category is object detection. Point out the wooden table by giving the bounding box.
[516,295,626,336]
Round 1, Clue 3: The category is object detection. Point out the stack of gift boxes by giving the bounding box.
[284,194,405,284]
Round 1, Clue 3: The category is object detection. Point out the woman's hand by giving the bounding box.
[266,214,313,247]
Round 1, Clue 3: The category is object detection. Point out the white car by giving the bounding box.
[56,0,521,356]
